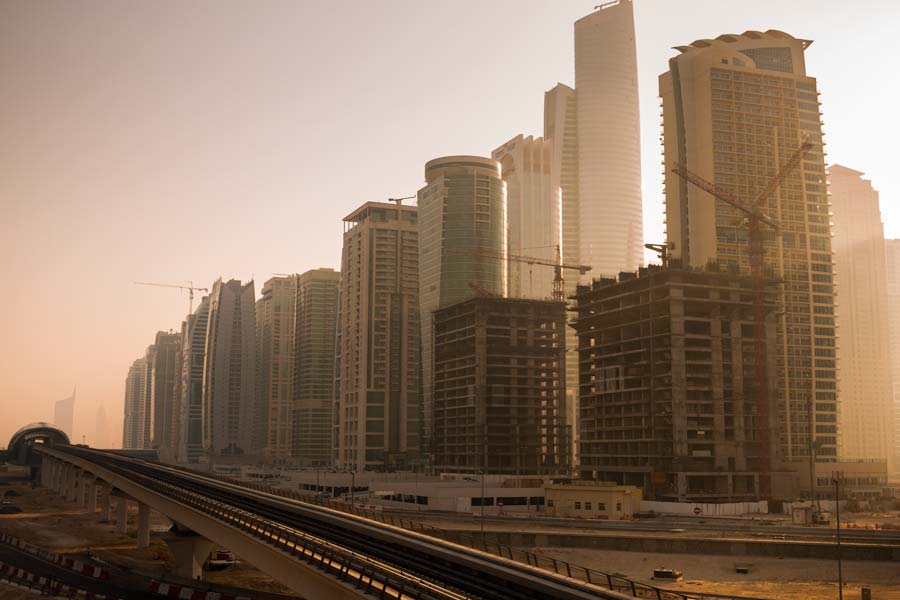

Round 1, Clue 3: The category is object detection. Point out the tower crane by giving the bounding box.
[134,281,209,315]
[670,139,813,490]
[455,245,591,302]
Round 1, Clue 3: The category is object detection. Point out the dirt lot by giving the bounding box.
[534,546,900,600]
[0,475,294,596]
[0,581,33,600]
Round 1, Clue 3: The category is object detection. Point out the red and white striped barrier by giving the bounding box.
[0,559,120,599]
[0,533,109,580]
[149,579,253,600]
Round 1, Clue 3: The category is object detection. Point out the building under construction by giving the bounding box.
[571,264,780,501]
[432,296,570,475]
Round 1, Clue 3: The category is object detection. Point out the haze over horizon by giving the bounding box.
[3,0,898,448]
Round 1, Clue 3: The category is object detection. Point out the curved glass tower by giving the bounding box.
[417,156,507,451]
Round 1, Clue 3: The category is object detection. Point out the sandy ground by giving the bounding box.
[0,476,295,596]
[0,581,33,600]
[533,546,900,600]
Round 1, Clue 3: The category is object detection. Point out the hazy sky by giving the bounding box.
[2,0,898,447]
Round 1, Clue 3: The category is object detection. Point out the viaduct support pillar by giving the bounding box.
[86,479,98,513]
[66,467,80,503]
[163,531,215,581]
[136,502,151,549]
[78,472,91,508]
[115,497,129,535]
[99,486,112,522]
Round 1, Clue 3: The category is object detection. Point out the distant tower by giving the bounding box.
[572,0,643,276]
[886,239,900,473]
[202,279,257,457]
[256,276,300,462]
[150,331,181,454]
[53,387,75,438]
[336,203,420,471]
[293,268,340,467]
[123,357,148,449]
[178,296,210,463]
[417,156,507,451]
[830,165,894,463]
[491,135,562,300]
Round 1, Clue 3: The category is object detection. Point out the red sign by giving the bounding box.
[693,507,702,515]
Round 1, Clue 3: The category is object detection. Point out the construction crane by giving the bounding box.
[455,245,591,302]
[670,139,813,490]
[644,242,674,268]
[134,281,209,315]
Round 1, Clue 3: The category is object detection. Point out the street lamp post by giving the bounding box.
[350,470,356,509]
[833,471,844,600]
[480,469,486,546]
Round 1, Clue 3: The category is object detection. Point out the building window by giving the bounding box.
[546,499,554,508]
[574,502,582,510]
[598,502,606,511]
[585,502,592,511]
[616,502,622,512]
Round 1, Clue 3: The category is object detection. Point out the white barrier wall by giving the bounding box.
[640,500,769,516]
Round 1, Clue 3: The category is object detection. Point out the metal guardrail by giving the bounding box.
[214,477,755,600]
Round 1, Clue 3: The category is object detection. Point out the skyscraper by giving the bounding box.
[53,388,75,438]
[202,279,257,457]
[150,330,181,454]
[886,239,900,471]
[178,296,210,463]
[572,0,642,276]
[336,203,420,471]
[829,165,894,462]
[293,268,340,467]
[660,30,837,468]
[418,156,507,451]
[491,135,562,300]
[256,276,299,462]
[123,356,148,449]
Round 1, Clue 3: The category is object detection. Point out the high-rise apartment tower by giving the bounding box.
[293,268,340,467]
[256,276,299,462]
[150,331,181,453]
[202,279,257,457]
[886,239,900,472]
[829,165,894,463]
[123,356,149,449]
[336,203,420,471]
[178,296,210,463]
[660,30,838,469]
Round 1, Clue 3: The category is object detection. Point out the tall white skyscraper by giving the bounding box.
[829,165,894,463]
[491,134,562,300]
[572,0,643,277]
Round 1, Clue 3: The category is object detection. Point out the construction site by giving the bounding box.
[432,295,571,475]
[571,263,783,501]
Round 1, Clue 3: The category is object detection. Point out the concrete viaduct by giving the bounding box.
[31,443,635,600]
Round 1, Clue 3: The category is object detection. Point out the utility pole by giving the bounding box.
[833,471,844,600]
